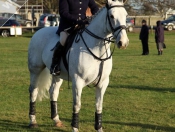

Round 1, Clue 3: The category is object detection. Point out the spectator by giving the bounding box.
[33,17,37,26]
[155,20,164,55]
[139,19,149,55]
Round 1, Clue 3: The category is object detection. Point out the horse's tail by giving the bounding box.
[37,68,52,101]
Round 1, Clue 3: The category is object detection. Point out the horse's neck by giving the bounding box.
[82,8,112,57]
[87,8,110,40]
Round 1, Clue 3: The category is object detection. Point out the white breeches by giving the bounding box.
[60,31,69,46]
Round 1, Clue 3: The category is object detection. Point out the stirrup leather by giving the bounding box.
[51,64,61,76]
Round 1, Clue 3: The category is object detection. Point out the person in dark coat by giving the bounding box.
[139,19,149,55]
[33,17,37,26]
[50,0,99,75]
[155,20,164,55]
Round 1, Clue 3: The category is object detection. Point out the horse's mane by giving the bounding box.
[88,0,123,23]
[88,7,106,23]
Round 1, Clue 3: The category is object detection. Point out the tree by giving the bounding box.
[28,0,175,15]
[125,0,175,16]
[42,0,59,13]
[28,0,58,13]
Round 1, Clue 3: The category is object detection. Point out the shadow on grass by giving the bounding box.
[105,121,175,132]
[0,119,69,132]
[1,119,174,131]
[109,84,175,93]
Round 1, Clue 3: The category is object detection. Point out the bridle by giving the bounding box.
[76,2,127,61]
[72,2,127,87]
[106,3,126,35]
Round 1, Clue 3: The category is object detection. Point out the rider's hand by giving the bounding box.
[76,20,89,25]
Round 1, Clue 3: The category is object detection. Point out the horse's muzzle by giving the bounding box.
[118,41,127,49]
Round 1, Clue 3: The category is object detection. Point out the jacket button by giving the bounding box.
[79,8,82,10]
[79,2,82,4]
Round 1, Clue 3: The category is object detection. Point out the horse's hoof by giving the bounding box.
[97,127,103,132]
[55,120,63,127]
[72,127,79,132]
[28,123,38,128]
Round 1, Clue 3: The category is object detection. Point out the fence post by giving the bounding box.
[32,21,34,33]
[151,25,153,34]
[15,26,17,37]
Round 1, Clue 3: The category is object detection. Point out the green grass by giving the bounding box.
[0,31,175,132]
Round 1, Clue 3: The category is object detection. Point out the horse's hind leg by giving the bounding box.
[95,77,109,132]
[49,76,63,127]
[28,67,44,128]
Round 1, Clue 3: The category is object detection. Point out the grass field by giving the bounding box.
[0,30,174,132]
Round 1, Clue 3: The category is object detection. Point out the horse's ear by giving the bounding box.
[123,0,127,4]
[106,0,109,9]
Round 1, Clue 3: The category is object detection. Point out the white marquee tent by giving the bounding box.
[0,0,20,14]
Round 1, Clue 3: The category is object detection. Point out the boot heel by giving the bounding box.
[50,42,64,75]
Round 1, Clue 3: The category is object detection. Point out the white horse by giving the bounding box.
[28,0,129,131]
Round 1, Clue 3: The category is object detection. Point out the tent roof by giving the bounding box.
[0,0,21,8]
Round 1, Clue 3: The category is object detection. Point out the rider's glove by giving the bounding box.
[76,19,89,25]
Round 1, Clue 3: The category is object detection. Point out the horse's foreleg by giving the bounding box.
[49,77,63,127]
[71,78,84,132]
[95,78,109,132]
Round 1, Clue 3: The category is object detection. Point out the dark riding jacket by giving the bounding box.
[56,0,99,35]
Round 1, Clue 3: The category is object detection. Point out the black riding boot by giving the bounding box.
[160,51,163,55]
[50,42,64,75]
[158,51,161,55]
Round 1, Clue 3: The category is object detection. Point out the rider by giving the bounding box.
[50,0,99,75]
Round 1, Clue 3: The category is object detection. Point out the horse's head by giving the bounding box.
[106,0,129,49]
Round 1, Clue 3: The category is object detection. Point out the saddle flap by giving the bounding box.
[62,32,78,71]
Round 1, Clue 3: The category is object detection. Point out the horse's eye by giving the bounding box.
[110,15,114,19]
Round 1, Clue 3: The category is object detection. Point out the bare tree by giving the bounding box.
[126,0,175,16]
[28,0,175,15]
[28,0,58,13]
[43,0,59,13]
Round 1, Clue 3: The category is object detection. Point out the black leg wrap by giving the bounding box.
[51,101,57,119]
[158,51,161,55]
[95,112,102,130]
[29,102,36,115]
[71,113,79,128]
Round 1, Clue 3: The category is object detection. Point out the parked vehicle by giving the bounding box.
[126,18,134,32]
[38,14,60,27]
[161,15,175,31]
[0,13,32,27]
[0,18,21,37]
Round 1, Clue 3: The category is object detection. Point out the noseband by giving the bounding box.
[106,4,126,34]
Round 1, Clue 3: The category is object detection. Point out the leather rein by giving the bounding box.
[71,4,126,87]
[76,4,126,62]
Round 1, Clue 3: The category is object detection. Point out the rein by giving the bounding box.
[84,28,114,43]
[75,3,126,62]
[77,28,119,62]
[70,3,126,87]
